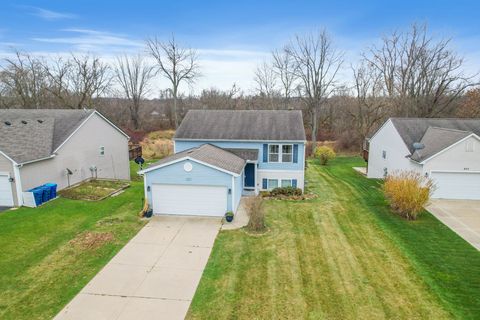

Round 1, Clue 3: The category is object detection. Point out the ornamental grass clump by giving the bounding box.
[246,196,266,233]
[383,171,435,220]
[314,146,336,165]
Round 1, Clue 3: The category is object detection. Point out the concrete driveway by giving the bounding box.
[55,215,222,320]
[427,200,480,250]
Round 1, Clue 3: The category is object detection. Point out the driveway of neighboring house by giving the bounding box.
[427,200,480,250]
[55,215,222,320]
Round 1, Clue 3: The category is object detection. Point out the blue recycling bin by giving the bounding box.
[40,185,51,202]
[44,183,57,199]
[28,187,44,206]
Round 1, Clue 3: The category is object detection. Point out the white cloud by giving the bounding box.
[23,6,77,20]
[33,29,143,52]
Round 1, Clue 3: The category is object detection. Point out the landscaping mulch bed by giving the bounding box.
[59,180,130,201]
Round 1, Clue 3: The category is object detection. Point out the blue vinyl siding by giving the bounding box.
[175,140,305,171]
[144,159,234,211]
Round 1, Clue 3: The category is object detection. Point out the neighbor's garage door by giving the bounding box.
[0,174,14,206]
[431,171,480,200]
[151,184,227,216]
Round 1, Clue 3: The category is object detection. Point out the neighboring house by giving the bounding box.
[366,118,480,200]
[0,109,130,207]
[139,110,306,216]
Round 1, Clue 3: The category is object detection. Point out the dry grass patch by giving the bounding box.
[140,130,174,159]
[69,231,114,250]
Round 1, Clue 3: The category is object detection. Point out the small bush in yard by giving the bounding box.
[383,171,435,220]
[246,196,266,233]
[314,146,336,165]
[270,186,302,197]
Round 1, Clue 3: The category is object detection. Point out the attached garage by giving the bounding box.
[151,184,227,216]
[0,173,14,206]
[139,144,245,217]
[431,171,480,200]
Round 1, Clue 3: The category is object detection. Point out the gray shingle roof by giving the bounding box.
[144,144,246,175]
[391,118,480,154]
[410,127,472,162]
[224,148,258,161]
[0,109,94,163]
[174,110,306,141]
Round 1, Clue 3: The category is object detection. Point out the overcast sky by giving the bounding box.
[1,0,480,96]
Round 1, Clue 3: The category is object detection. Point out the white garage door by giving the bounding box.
[152,184,227,216]
[431,171,480,200]
[0,174,14,206]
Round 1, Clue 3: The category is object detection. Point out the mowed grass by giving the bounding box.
[0,162,146,320]
[188,157,480,319]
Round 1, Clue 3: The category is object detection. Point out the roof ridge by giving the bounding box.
[426,126,473,134]
[391,117,480,121]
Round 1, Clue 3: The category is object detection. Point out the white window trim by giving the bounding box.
[268,144,293,163]
[265,178,294,190]
[267,179,279,190]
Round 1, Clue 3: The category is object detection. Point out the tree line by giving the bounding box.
[0,23,479,151]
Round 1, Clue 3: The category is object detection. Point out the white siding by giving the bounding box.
[19,113,130,192]
[257,170,304,190]
[367,119,421,178]
[423,136,480,173]
[0,153,17,206]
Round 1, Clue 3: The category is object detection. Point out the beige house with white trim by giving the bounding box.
[0,109,130,207]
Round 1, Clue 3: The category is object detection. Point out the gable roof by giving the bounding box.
[224,148,258,161]
[174,110,306,141]
[410,127,473,162]
[390,118,480,154]
[0,109,125,164]
[142,144,246,175]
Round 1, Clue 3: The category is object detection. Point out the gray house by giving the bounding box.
[0,109,130,207]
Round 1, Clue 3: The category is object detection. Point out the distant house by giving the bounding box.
[139,110,306,216]
[0,109,130,207]
[366,118,480,199]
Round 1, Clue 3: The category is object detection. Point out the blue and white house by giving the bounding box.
[139,110,306,216]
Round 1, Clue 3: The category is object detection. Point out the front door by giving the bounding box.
[244,163,255,188]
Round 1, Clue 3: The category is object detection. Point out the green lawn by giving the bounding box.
[0,162,146,320]
[188,157,480,319]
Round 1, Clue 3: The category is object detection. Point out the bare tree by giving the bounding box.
[364,23,477,117]
[147,35,200,128]
[200,83,241,110]
[114,55,156,129]
[286,30,343,152]
[272,49,296,108]
[348,61,388,149]
[44,54,112,109]
[1,51,49,108]
[254,61,278,108]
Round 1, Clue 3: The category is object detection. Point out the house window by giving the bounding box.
[269,145,279,162]
[267,179,279,190]
[465,140,474,152]
[100,146,105,156]
[281,179,292,187]
[383,167,388,177]
[282,145,293,162]
[268,144,293,163]
[382,150,387,159]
